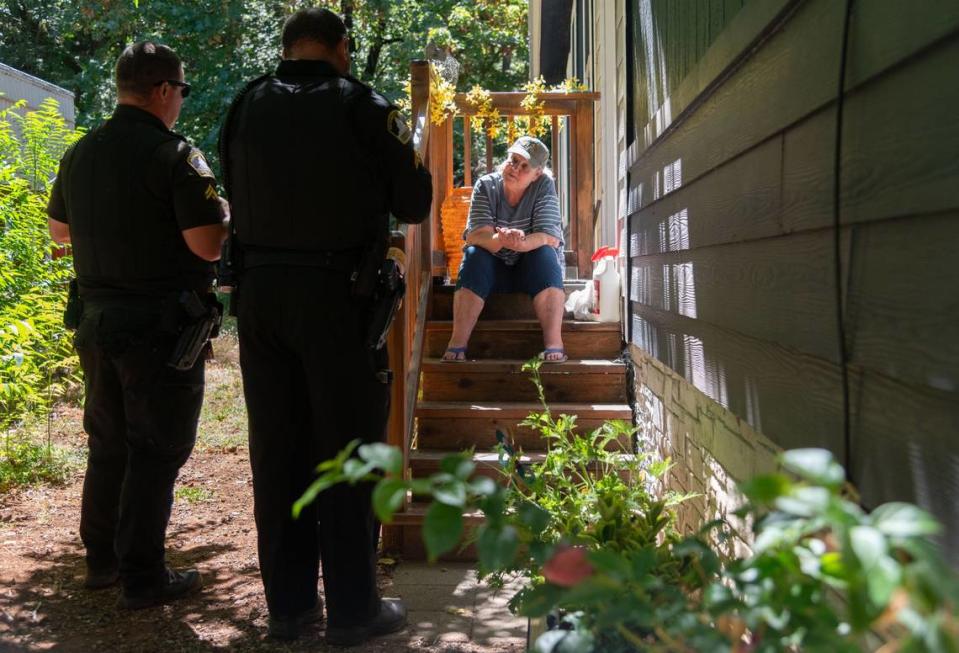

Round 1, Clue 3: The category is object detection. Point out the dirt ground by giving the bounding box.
[0,338,521,653]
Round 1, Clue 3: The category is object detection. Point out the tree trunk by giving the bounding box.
[363,9,402,81]
[341,0,356,55]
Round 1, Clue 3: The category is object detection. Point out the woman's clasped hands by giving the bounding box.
[495,226,529,252]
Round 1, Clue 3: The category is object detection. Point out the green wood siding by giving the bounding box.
[625,0,959,561]
[628,0,745,147]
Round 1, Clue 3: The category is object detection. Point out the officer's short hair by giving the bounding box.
[282,8,347,52]
[115,42,182,98]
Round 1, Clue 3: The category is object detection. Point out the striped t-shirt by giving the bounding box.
[464,172,564,266]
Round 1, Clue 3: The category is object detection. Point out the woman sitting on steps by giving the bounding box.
[442,136,567,363]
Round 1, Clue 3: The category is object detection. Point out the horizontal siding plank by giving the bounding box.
[628,310,845,453]
[644,28,959,240]
[846,212,959,392]
[629,230,843,362]
[780,106,834,233]
[782,34,959,231]
[846,0,959,89]
[630,0,842,207]
[851,370,959,564]
[631,0,959,210]
[629,136,783,254]
[841,36,959,225]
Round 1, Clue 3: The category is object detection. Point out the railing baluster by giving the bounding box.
[485,133,493,176]
[463,116,472,188]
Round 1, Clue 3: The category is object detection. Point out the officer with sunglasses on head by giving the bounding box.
[46,41,228,610]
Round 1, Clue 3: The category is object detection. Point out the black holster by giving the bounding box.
[63,278,83,331]
[168,291,223,370]
[364,256,406,351]
[351,238,387,299]
[217,235,242,317]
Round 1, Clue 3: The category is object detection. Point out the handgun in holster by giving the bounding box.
[63,278,83,331]
[168,291,223,370]
[352,239,406,350]
[364,249,406,351]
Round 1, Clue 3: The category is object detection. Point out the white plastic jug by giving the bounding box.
[590,247,621,323]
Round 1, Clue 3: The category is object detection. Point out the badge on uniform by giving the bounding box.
[187,148,215,178]
[387,110,412,145]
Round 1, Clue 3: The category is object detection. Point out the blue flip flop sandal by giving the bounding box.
[538,348,568,363]
[441,346,468,362]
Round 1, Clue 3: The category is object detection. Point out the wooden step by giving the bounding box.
[431,281,588,321]
[386,447,639,561]
[383,504,484,561]
[420,359,628,403]
[425,319,622,360]
[409,449,546,481]
[416,401,634,451]
[407,450,639,487]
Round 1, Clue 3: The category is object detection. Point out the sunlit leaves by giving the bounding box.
[0,100,81,431]
[423,502,463,561]
[371,478,406,523]
[781,448,845,488]
[871,502,941,539]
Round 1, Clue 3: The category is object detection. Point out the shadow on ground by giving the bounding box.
[0,534,525,652]
[0,528,287,652]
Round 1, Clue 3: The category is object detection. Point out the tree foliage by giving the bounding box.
[0,0,529,172]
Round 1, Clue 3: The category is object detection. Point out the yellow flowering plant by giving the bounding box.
[465,85,501,139]
[428,63,458,126]
[520,76,550,138]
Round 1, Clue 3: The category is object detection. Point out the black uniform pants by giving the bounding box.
[237,267,388,625]
[74,304,204,593]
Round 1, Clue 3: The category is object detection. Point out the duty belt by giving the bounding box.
[242,247,360,272]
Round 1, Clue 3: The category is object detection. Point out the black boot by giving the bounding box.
[268,600,325,640]
[325,598,407,647]
[84,566,119,590]
[117,568,202,610]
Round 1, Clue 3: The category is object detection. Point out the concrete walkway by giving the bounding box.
[381,563,528,651]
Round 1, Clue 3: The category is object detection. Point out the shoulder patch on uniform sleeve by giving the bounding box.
[187,148,215,178]
[386,109,412,145]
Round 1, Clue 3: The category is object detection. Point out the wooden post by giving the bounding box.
[551,115,560,191]
[568,114,578,257]
[446,116,454,191]
[485,133,494,175]
[429,117,451,277]
[463,116,472,188]
[574,100,595,277]
[383,229,407,551]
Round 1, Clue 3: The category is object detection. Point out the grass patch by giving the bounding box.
[0,431,81,492]
[197,334,248,452]
[175,485,214,504]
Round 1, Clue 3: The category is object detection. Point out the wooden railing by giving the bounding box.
[382,61,433,547]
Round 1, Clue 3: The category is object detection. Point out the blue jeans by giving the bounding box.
[456,245,564,299]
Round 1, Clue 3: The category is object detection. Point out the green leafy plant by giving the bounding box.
[525,448,959,652]
[296,363,959,653]
[0,429,78,492]
[1,99,83,481]
[174,486,214,504]
[698,448,959,652]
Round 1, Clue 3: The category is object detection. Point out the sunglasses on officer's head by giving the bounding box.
[155,79,191,98]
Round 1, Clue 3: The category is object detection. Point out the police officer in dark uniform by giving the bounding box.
[220,7,431,645]
[46,42,228,609]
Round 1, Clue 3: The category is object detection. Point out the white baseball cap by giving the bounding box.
[507,136,549,169]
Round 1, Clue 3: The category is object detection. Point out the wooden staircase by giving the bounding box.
[380,62,618,559]
[384,283,629,560]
